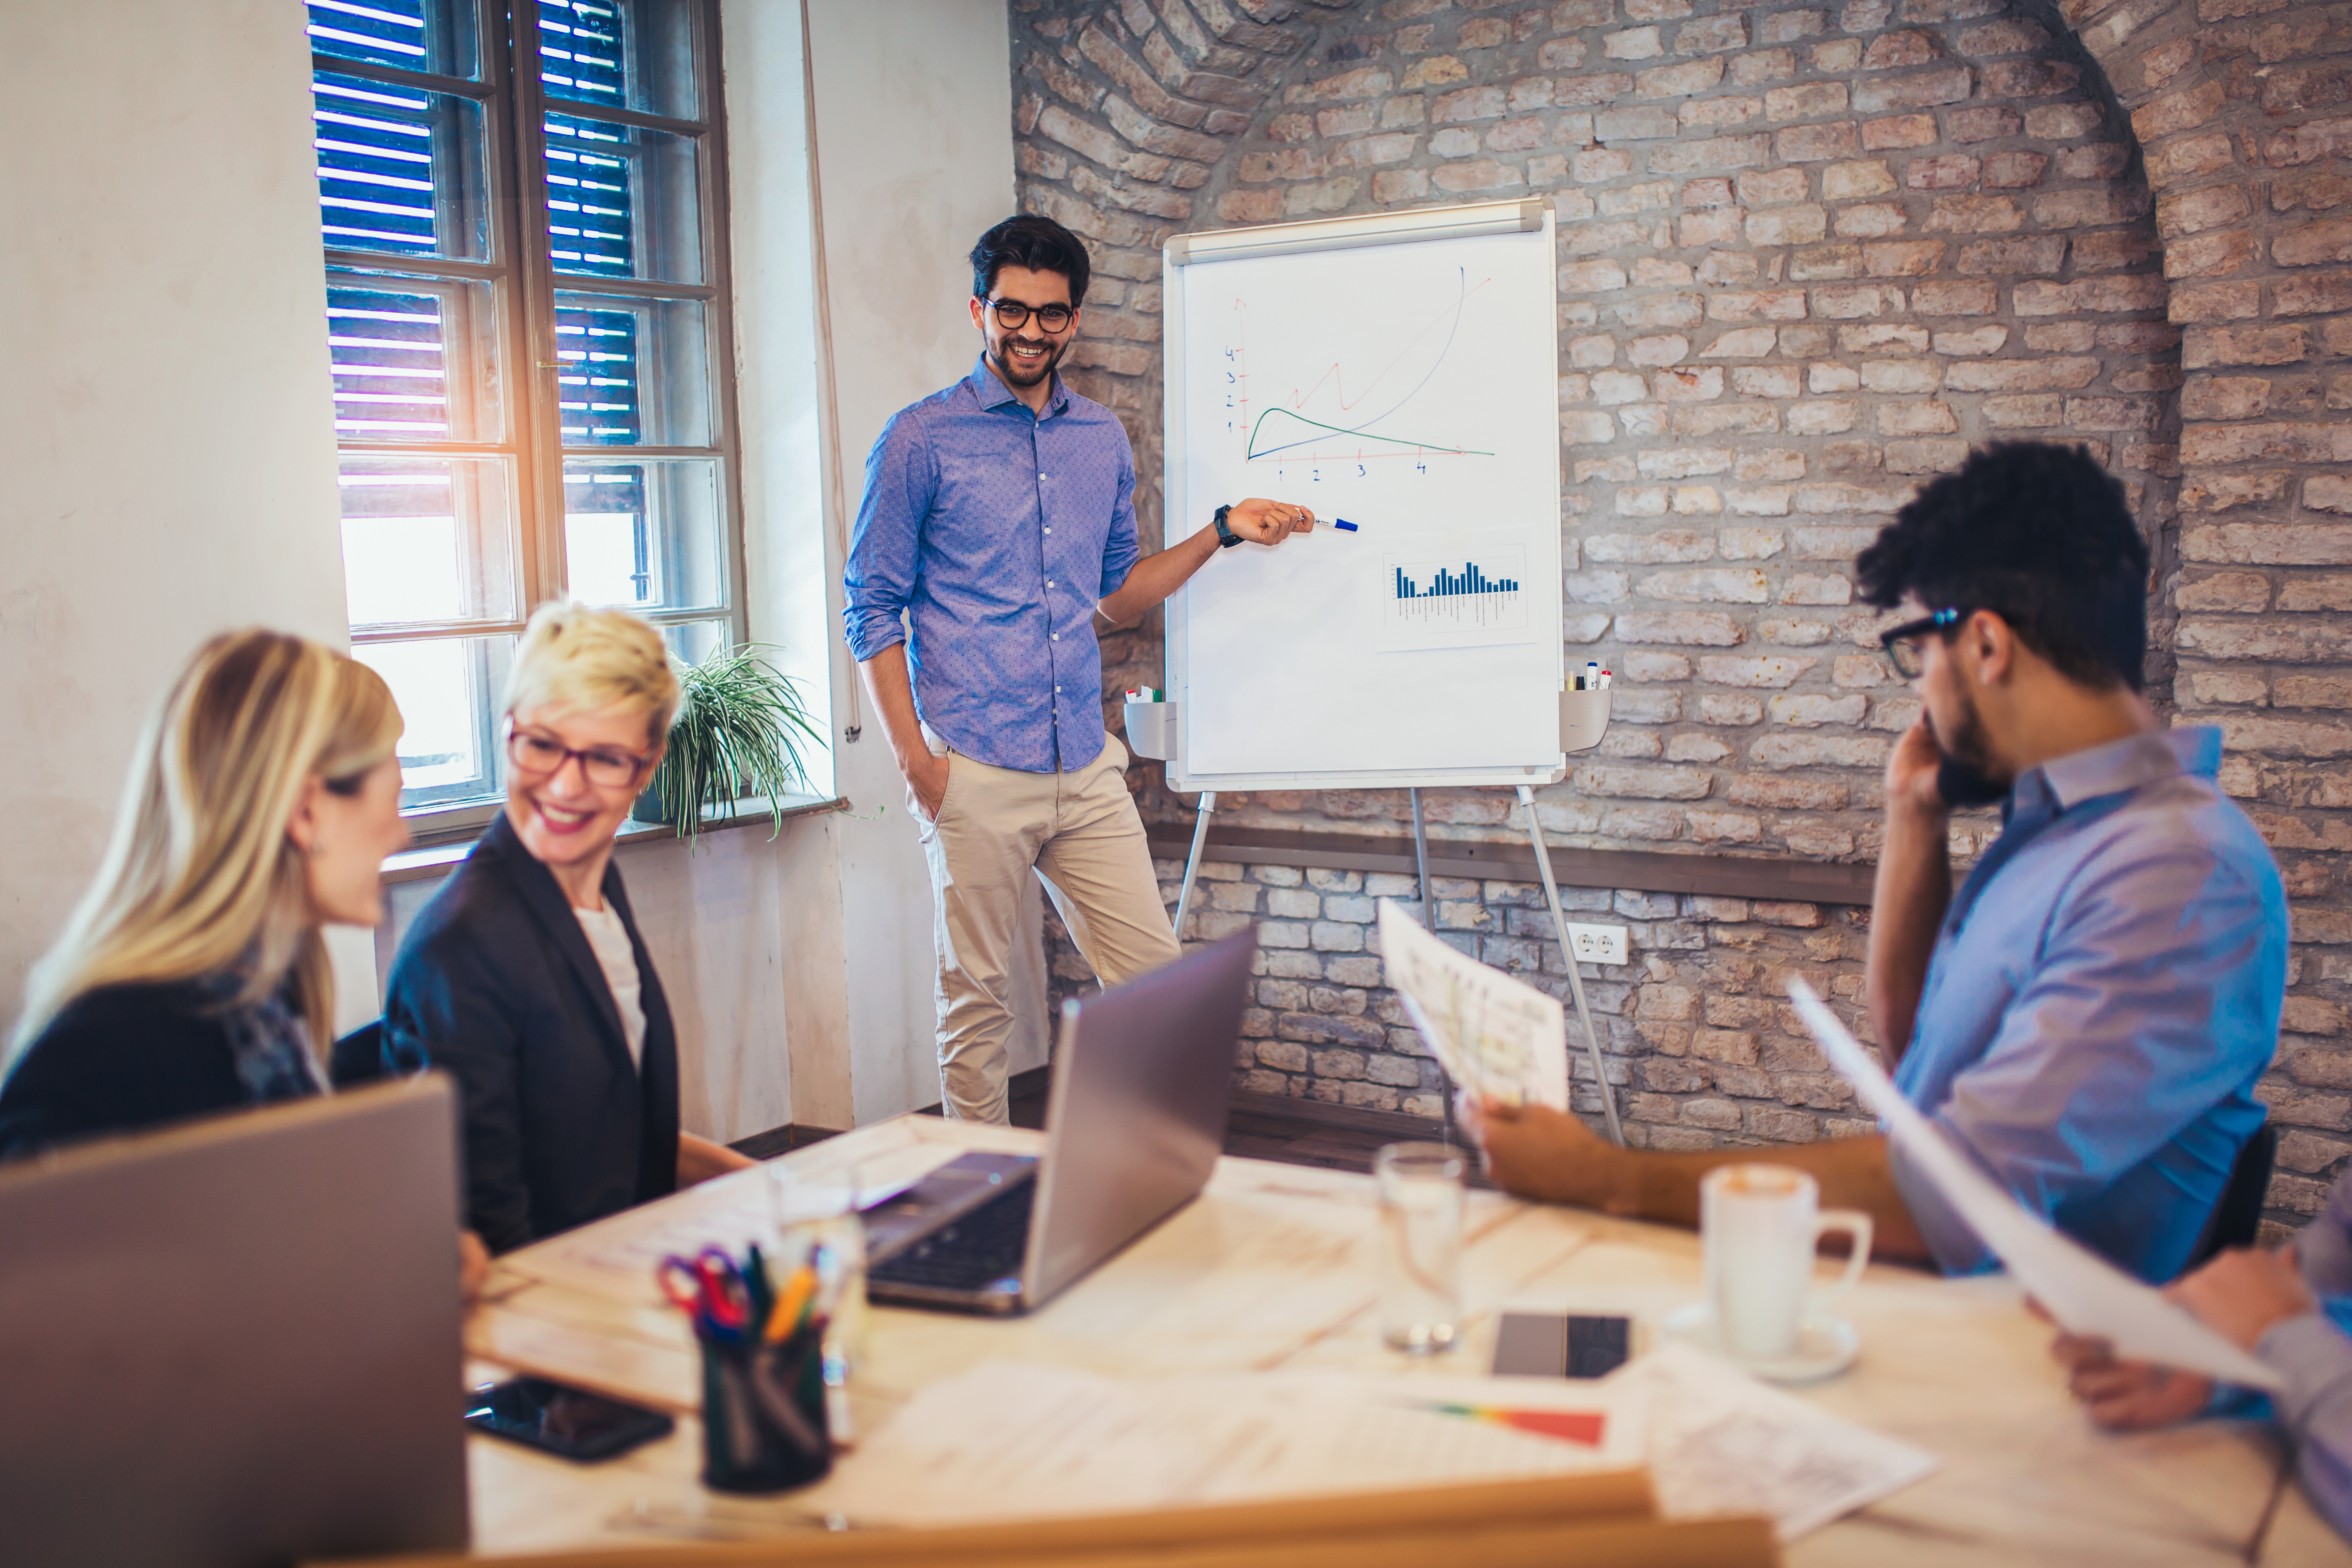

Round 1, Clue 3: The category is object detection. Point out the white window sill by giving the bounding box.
[380,793,848,886]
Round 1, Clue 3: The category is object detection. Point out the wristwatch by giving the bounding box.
[1212,504,1243,548]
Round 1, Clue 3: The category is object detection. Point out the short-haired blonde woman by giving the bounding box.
[0,630,411,1154]
[380,601,751,1253]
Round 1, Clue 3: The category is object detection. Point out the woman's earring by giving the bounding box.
[308,838,328,858]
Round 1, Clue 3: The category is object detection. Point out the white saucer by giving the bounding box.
[1658,1301,1860,1383]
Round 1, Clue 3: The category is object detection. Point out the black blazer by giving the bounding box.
[0,983,294,1160]
[382,813,679,1254]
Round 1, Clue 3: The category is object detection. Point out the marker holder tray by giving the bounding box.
[1125,699,1179,762]
[1561,688,1610,755]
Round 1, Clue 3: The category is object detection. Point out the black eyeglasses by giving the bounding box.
[980,296,1074,332]
[504,724,653,789]
[1879,607,1970,679]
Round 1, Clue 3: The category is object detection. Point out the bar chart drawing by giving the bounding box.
[1378,541,1535,652]
[1394,560,1520,599]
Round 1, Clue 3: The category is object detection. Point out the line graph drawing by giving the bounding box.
[1224,270,1501,468]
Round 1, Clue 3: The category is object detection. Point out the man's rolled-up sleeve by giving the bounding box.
[843,409,934,662]
[2261,1309,2352,1538]
[1889,840,2276,1276]
[2303,1173,2352,1298]
[1098,442,1140,598]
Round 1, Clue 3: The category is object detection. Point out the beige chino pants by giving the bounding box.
[911,730,1183,1123]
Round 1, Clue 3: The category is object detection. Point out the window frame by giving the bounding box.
[318,0,749,842]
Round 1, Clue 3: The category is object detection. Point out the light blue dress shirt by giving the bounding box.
[1889,726,2287,1284]
[2248,1172,2352,1537]
[842,359,1143,774]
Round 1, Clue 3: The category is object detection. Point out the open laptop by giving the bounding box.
[0,1076,470,1567]
[867,928,1258,1315]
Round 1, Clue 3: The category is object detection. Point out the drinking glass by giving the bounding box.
[1376,1142,1465,1354]
[765,1163,868,1382]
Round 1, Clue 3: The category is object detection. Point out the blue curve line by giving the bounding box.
[1250,267,1472,462]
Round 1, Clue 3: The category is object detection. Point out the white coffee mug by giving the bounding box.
[1700,1163,1872,1361]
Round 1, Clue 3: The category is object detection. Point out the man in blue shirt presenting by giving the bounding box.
[1471,441,2286,1283]
[844,214,1312,1123]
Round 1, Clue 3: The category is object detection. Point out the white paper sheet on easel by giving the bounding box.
[1787,980,2283,1392]
[1378,900,1567,1109]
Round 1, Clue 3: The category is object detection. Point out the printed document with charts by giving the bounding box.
[1377,900,1568,1110]
[1787,978,2284,1392]
[808,1361,1637,1526]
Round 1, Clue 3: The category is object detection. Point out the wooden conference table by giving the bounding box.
[454,1115,2352,1566]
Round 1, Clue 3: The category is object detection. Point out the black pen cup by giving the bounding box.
[696,1319,831,1494]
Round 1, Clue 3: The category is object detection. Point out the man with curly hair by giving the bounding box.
[1472,441,2286,1284]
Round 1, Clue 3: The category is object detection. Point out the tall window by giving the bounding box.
[310,0,743,824]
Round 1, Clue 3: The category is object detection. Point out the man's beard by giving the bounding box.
[989,333,1064,388]
[1932,691,2010,808]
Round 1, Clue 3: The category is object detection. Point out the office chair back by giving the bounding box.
[2191,1121,2277,1268]
[331,1018,388,1087]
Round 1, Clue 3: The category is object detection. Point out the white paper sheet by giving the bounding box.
[807,1361,1636,1527]
[502,1124,959,1301]
[1787,979,2285,1392]
[1378,900,1568,1109]
[1376,536,1539,653]
[1613,1343,1936,1541]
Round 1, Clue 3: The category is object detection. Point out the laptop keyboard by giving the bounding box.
[868,1179,1036,1292]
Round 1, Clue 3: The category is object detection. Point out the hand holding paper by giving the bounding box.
[1377,901,1567,1110]
[1785,978,2283,1392]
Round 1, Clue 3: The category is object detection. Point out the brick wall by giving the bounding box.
[1011,0,2352,1229]
[1046,862,1881,1141]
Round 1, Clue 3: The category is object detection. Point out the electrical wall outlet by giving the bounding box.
[1566,923,1629,966]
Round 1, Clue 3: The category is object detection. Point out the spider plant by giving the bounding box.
[635,642,824,841]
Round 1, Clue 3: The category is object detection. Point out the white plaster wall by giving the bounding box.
[720,0,855,1131]
[0,0,365,1031]
[611,829,793,1142]
[799,0,1036,1125]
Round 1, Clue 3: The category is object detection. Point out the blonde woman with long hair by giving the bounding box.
[0,630,413,1154]
[377,601,751,1253]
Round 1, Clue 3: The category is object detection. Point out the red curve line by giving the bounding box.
[1281,275,1496,414]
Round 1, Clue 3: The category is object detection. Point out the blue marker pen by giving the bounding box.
[1334,519,1359,532]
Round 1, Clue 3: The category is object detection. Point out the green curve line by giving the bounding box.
[1244,404,1496,461]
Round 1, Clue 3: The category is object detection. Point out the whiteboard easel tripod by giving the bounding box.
[1131,198,1626,1145]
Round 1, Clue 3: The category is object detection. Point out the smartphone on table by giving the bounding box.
[1493,1312,1634,1379]
[465,1376,675,1462]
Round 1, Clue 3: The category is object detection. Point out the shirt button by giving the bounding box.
[1046,580,1055,588]
[1044,526,1052,533]
[1056,685,1062,693]
[1052,633,1060,641]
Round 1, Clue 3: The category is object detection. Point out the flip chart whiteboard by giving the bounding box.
[1163,200,1566,793]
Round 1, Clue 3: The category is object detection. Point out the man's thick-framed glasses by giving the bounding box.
[1880,607,1970,679]
[504,723,653,789]
[981,296,1074,332]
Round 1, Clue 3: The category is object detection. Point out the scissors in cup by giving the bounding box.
[660,1247,752,1339]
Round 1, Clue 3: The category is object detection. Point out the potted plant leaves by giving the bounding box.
[634,641,824,841]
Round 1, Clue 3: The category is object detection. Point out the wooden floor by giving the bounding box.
[735,1071,1472,1178]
